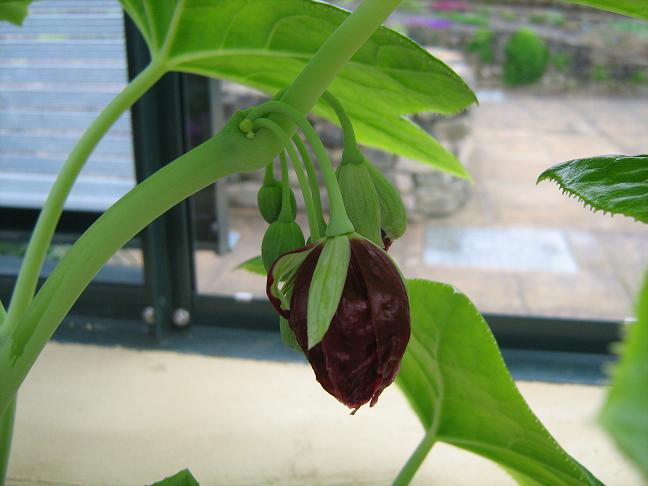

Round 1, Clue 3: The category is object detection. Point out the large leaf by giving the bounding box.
[599,274,648,480]
[537,154,648,223]
[566,1,648,20]
[119,0,476,178]
[397,279,602,485]
[0,0,32,25]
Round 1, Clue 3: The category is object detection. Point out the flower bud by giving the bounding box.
[257,182,297,224]
[336,160,382,246]
[365,160,407,242]
[267,235,410,410]
[261,221,305,271]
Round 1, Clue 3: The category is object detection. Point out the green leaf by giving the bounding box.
[150,468,199,486]
[119,0,476,177]
[397,279,602,485]
[280,316,301,352]
[537,154,648,223]
[565,1,648,21]
[236,255,266,276]
[0,0,32,25]
[599,274,648,480]
[307,236,350,349]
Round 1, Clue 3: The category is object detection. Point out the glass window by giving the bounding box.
[0,0,140,275]
[185,2,648,323]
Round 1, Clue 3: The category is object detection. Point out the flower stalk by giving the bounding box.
[252,118,321,239]
[321,91,361,160]
[246,101,354,236]
[292,135,327,236]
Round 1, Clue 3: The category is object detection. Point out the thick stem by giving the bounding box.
[0,112,282,415]
[248,102,353,237]
[0,303,13,486]
[0,397,15,486]
[392,432,436,486]
[253,118,320,239]
[3,60,165,338]
[277,151,292,223]
[280,0,401,116]
[292,135,326,235]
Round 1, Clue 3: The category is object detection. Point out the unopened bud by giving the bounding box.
[365,160,407,242]
[257,183,297,224]
[336,159,382,246]
[261,221,305,271]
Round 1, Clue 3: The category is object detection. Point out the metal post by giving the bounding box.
[125,17,195,339]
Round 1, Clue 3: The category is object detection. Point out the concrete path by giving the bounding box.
[6,342,642,485]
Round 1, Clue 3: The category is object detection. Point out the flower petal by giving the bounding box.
[350,238,410,405]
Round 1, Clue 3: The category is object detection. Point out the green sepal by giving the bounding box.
[236,255,265,276]
[307,235,350,349]
[280,317,301,352]
[365,159,407,241]
[261,221,305,271]
[257,183,297,224]
[336,160,382,246]
[268,245,318,311]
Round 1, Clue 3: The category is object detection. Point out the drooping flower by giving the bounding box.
[267,235,410,410]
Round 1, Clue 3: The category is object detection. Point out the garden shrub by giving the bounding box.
[503,29,549,86]
[467,29,494,64]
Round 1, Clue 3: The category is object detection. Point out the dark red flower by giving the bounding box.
[267,237,410,410]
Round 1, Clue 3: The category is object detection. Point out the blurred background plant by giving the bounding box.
[503,29,549,86]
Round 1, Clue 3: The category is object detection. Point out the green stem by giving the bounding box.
[263,162,277,185]
[292,135,326,235]
[280,0,401,116]
[0,303,14,486]
[0,112,283,415]
[0,397,15,486]
[288,143,322,241]
[248,102,353,237]
[3,60,166,339]
[0,0,402,417]
[277,151,292,223]
[253,118,320,239]
[392,432,437,486]
[321,91,359,159]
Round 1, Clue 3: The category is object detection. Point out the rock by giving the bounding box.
[394,173,414,193]
[361,147,395,171]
